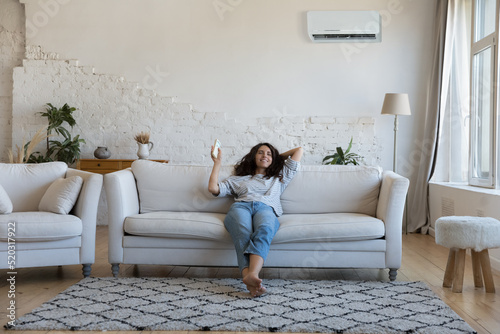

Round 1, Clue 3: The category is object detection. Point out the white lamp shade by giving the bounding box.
[381,93,411,116]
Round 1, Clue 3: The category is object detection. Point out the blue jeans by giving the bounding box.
[224,201,280,272]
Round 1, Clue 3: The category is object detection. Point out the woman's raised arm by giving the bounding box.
[280,147,303,162]
[208,146,222,195]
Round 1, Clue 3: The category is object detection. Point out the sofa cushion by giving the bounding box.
[0,162,68,212]
[124,211,385,244]
[0,212,82,242]
[124,212,230,241]
[132,160,234,214]
[0,184,13,214]
[274,213,385,243]
[39,176,83,214]
[281,165,382,216]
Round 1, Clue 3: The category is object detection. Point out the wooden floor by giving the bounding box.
[1,226,499,334]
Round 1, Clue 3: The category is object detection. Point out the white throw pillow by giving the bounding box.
[38,176,83,214]
[0,184,13,214]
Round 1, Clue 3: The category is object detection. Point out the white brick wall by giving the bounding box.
[11,48,381,224]
[12,49,381,167]
[0,14,25,162]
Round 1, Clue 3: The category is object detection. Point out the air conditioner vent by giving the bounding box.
[312,34,377,40]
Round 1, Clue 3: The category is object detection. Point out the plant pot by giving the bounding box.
[137,142,154,159]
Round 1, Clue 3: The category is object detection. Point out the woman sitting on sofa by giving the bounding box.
[208,143,303,297]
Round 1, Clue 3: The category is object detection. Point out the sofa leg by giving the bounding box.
[82,264,92,278]
[389,269,398,281]
[111,263,120,277]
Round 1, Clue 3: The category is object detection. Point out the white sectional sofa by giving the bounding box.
[0,162,103,277]
[105,160,409,280]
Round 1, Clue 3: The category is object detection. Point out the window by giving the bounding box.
[469,0,498,188]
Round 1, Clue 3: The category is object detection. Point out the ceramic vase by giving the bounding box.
[94,146,111,159]
[137,142,154,159]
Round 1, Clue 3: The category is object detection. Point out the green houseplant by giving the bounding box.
[322,137,363,165]
[27,103,85,166]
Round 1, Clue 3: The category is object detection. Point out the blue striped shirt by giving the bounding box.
[217,158,300,216]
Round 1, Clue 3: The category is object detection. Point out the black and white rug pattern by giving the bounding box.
[8,277,476,333]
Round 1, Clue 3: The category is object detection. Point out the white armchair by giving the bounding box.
[0,162,103,277]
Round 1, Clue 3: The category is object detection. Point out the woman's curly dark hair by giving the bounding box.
[234,143,285,180]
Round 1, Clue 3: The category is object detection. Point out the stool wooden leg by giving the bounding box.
[452,249,466,293]
[479,249,495,293]
[443,248,457,288]
[471,250,484,288]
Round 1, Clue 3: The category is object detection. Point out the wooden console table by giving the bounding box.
[77,159,168,174]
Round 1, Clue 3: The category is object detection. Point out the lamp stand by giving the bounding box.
[392,114,409,234]
[393,114,399,172]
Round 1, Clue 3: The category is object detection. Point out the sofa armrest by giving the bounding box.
[67,168,103,264]
[376,171,410,270]
[105,168,140,264]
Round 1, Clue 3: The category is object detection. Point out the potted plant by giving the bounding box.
[323,137,363,165]
[26,103,85,166]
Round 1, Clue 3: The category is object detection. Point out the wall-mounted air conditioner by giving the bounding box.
[307,11,381,43]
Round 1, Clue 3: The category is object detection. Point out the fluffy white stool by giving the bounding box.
[435,216,500,293]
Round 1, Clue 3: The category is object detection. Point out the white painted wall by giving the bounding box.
[19,0,435,172]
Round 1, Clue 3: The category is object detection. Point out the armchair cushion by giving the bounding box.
[39,176,83,214]
[0,212,82,242]
[0,184,13,214]
[0,162,67,211]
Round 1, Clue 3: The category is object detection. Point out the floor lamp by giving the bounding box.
[381,93,412,172]
[381,93,411,232]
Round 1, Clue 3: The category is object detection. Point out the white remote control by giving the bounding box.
[212,139,221,158]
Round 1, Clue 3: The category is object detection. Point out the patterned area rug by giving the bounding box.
[8,277,476,333]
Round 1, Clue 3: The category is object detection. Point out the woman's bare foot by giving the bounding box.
[247,284,267,297]
[243,272,267,297]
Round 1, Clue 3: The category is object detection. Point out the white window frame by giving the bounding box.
[469,0,499,188]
